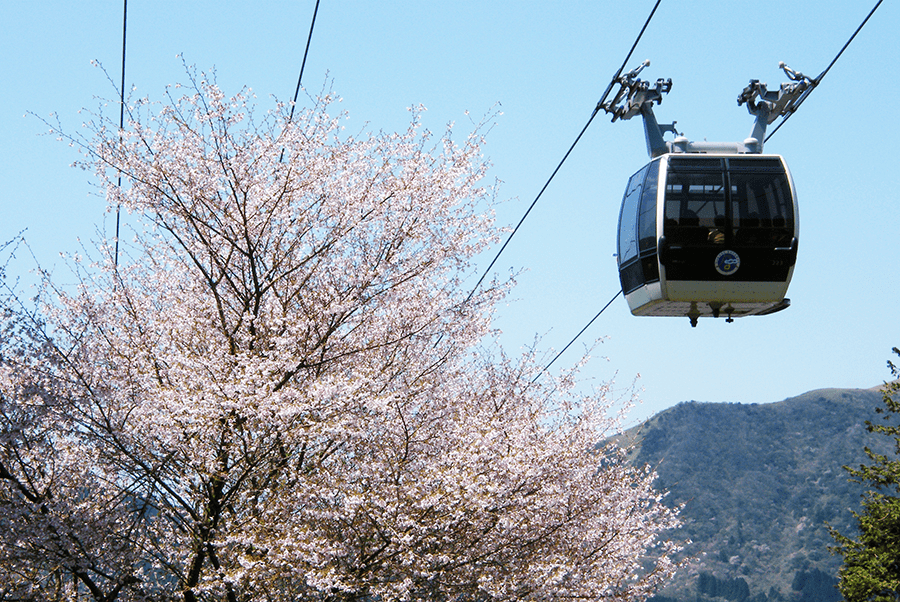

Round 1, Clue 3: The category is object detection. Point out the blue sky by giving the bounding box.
[2,1,897,425]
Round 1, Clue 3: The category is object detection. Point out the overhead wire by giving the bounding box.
[531,290,621,383]
[462,0,662,305]
[114,0,127,268]
[279,0,321,163]
[459,1,661,380]
[766,0,883,142]
[291,0,321,115]
[113,1,322,264]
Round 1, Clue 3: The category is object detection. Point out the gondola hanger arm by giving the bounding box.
[602,60,673,123]
[605,60,816,156]
[737,62,814,148]
[737,62,814,125]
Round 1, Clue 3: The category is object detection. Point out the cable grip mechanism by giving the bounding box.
[602,60,673,123]
[737,62,815,124]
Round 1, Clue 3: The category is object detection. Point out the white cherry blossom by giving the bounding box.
[0,73,681,602]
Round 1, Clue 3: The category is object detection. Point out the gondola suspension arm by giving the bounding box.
[737,62,814,149]
[603,60,813,156]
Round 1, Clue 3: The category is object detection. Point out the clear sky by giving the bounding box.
[2,1,897,425]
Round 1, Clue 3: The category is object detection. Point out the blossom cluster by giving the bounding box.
[0,74,680,601]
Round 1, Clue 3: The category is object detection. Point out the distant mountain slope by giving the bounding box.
[622,387,893,602]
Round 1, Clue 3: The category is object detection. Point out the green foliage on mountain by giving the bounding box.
[621,387,895,602]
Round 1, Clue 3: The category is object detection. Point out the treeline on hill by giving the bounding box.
[624,387,893,602]
[651,568,838,602]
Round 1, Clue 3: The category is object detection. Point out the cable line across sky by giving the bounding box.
[114,0,127,267]
[765,0,884,142]
[463,0,663,306]
[280,0,321,163]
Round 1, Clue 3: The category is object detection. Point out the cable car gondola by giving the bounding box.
[617,153,798,325]
[605,61,810,326]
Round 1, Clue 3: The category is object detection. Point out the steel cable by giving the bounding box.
[463,0,662,305]
[766,0,883,142]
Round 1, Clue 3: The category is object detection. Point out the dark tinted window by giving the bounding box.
[618,164,648,264]
[663,156,794,249]
[728,157,784,171]
[638,160,660,253]
[619,261,644,294]
[730,168,794,247]
[668,157,724,171]
[664,168,727,245]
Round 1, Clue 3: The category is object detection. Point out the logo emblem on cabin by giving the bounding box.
[715,250,741,276]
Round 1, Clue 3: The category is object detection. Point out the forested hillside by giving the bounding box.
[624,387,893,602]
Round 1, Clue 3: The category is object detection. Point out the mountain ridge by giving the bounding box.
[621,386,893,602]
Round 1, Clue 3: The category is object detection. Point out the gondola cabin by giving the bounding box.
[616,153,798,325]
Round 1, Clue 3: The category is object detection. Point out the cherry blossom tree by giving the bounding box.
[0,72,681,602]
